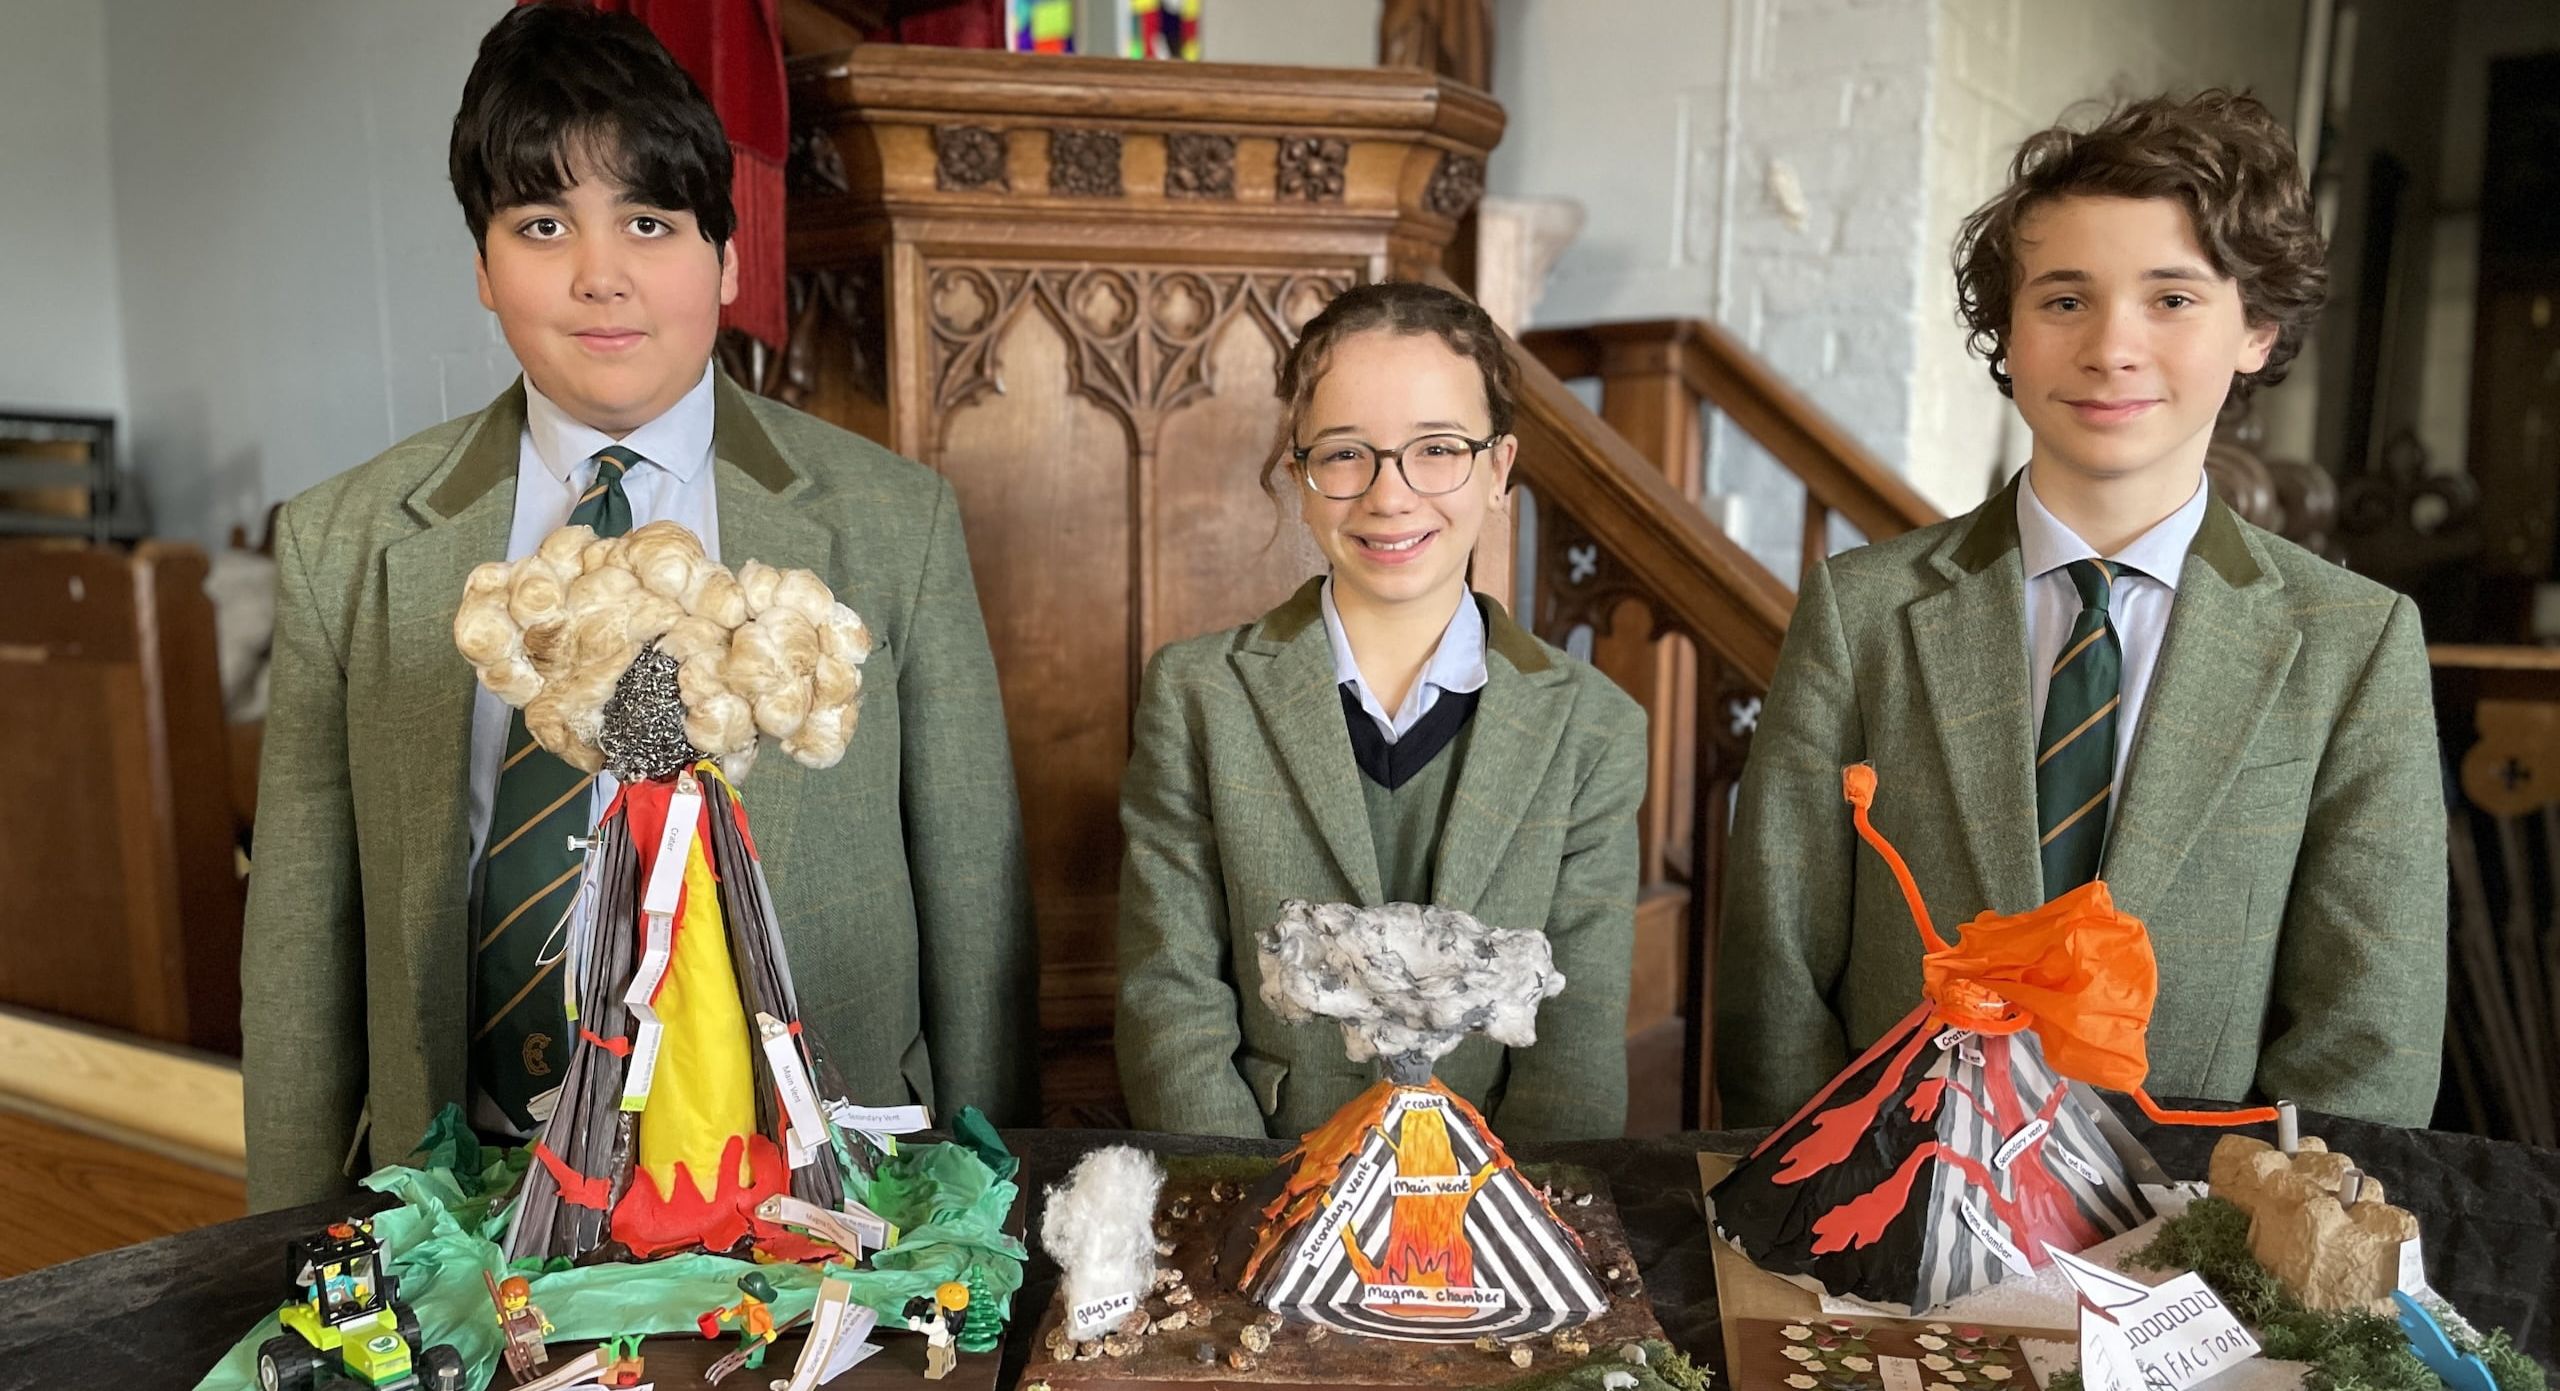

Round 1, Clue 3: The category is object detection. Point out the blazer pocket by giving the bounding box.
[2225,758,2314,815]
[1236,1051,1288,1118]
[899,1032,937,1111]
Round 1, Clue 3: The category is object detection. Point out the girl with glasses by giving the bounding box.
[1113,280,1648,1140]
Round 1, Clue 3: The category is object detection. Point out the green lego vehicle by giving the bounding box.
[254,1218,464,1391]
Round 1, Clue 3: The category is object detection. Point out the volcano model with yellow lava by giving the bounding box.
[1232,901,1609,1341]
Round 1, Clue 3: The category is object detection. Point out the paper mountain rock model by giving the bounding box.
[454,522,875,1265]
[1713,765,2273,1314]
[1229,900,1609,1340]
[1237,1079,1608,1340]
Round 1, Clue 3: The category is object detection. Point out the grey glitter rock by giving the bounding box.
[598,644,702,782]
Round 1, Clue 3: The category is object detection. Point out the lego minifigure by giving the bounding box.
[902,1281,971,1380]
[486,1272,554,1378]
[701,1272,781,1371]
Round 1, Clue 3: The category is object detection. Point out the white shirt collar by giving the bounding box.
[1319,577,1490,727]
[523,362,718,486]
[2016,468,2209,589]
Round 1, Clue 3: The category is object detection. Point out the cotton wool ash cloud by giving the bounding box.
[1039,1145,1165,1334]
[1256,899,1565,1084]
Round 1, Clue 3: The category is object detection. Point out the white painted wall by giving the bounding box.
[1493,0,1937,578]
[1918,0,2305,513]
[102,0,517,547]
[0,0,128,425]
[1196,0,1376,66]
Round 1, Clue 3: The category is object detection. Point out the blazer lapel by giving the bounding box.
[1905,481,2045,915]
[2103,502,2298,923]
[709,374,827,870]
[385,380,525,1101]
[1236,580,1385,905]
[1432,597,1572,915]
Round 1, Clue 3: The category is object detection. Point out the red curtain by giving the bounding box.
[524,0,790,350]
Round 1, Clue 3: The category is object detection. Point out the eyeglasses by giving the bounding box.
[1290,432,1500,500]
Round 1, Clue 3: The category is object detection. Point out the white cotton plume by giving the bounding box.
[1256,899,1566,1084]
[451,521,873,778]
[1040,1146,1166,1339]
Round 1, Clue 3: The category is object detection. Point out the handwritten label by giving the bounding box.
[1959,1198,2033,1277]
[1296,1152,1381,1272]
[1994,1118,2052,1172]
[1068,1290,1141,1339]
[1877,1355,1926,1391]
[1390,1175,1478,1197]
[2050,1245,2260,1391]
[618,902,676,1109]
[1933,1029,1975,1052]
[1360,1285,1507,1309]
[2055,1148,2109,1187]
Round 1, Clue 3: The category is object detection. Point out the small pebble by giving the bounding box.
[1026,1382,1052,1391]
[1620,1343,1649,1365]
[1604,1266,1623,1281]
[1255,1311,1284,1332]
[1164,1286,1195,1307]
[1575,1192,1593,1207]
[1226,1349,1259,1372]
[1073,1340,1101,1361]
[1193,1342,1218,1366]
[1240,1324,1272,1354]
[1101,1333,1139,1359]
[1304,1325,1330,1344]
[1117,1309,1151,1338]
[1551,1329,1590,1356]
[1475,1335,1504,1354]
[1044,1326,1073,1361]
[1154,1310,1191,1334]
[1510,1346,1534,1369]
[1154,1239,1176,1257]
[1170,1198,1192,1220]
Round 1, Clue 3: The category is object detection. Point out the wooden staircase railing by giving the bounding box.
[1491,312,1943,1126]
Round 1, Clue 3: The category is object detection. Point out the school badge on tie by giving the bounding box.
[454,520,875,1263]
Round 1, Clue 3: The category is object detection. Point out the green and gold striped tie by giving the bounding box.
[2036,558,2132,895]
[471,444,641,1130]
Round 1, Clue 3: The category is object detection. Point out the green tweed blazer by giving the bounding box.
[1718,476,2448,1129]
[1116,579,1648,1142]
[241,373,1038,1210]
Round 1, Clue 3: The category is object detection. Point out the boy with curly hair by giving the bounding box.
[1718,91,2446,1128]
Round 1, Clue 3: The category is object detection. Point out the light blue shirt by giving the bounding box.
[2018,470,2207,804]
[1319,577,1489,744]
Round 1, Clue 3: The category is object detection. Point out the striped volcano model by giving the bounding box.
[1709,1006,2158,1314]
[1238,1081,1607,1341]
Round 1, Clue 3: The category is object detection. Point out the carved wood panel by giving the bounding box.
[916,260,1348,1056]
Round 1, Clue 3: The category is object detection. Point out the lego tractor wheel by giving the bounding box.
[254,1334,324,1391]
[415,1344,465,1391]
[391,1301,423,1355]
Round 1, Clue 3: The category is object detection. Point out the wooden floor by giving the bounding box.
[0,1108,245,1278]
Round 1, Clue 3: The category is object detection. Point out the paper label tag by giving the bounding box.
[1389,1174,1478,1197]
[758,1014,830,1167]
[2396,1233,2430,1297]
[1934,1029,1974,1051]
[2056,1148,2109,1186]
[1361,1285,1507,1309]
[1993,1118,2052,1172]
[1959,1197,2034,1276]
[618,904,677,1109]
[639,787,703,916]
[525,1085,562,1126]
[1878,1355,1926,1391]
[1068,1290,1141,1339]
[2050,1245,2260,1391]
[824,1101,932,1135]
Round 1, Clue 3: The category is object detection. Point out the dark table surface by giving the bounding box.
[2,1105,2552,1390]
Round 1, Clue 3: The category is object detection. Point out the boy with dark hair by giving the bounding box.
[240,0,1036,1208]
[1718,91,2447,1129]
